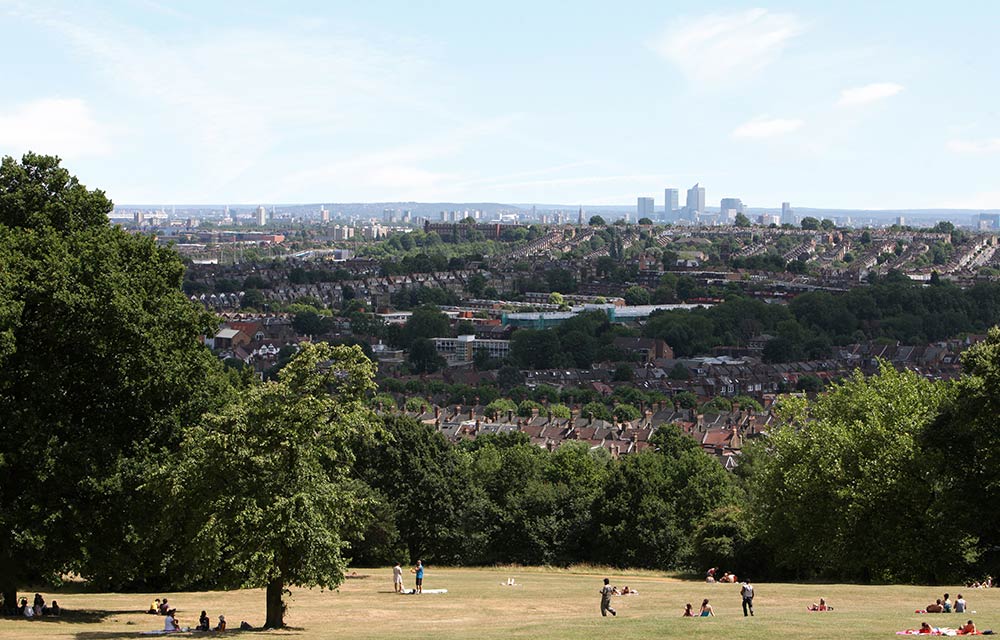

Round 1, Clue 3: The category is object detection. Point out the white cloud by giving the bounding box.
[836,82,904,107]
[650,8,805,85]
[732,116,803,139]
[0,98,111,158]
[947,138,1000,154]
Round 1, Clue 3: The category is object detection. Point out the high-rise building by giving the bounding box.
[780,202,795,225]
[637,197,655,220]
[720,197,744,224]
[133,210,144,226]
[685,183,705,218]
[978,212,1000,230]
[578,206,584,226]
[256,205,267,226]
[320,206,330,223]
[664,188,679,220]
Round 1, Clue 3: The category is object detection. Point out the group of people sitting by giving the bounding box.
[682,599,715,617]
[969,577,994,589]
[16,593,60,618]
[147,598,226,633]
[705,567,737,584]
[922,593,967,614]
[902,620,982,635]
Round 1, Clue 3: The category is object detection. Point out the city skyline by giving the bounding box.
[1,1,999,209]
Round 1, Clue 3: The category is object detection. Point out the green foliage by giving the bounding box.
[746,363,957,582]
[404,396,431,413]
[612,403,641,422]
[582,401,612,420]
[623,285,651,306]
[173,343,378,627]
[518,399,544,417]
[589,215,606,226]
[0,154,232,601]
[408,338,446,374]
[485,398,518,419]
[734,213,751,227]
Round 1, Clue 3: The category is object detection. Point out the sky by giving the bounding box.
[1,0,999,209]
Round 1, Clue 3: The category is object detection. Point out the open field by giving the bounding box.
[2,566,999,640]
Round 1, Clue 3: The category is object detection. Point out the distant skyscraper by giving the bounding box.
[133,210,144,226]
[578,206,584,226]
[781,202,795,225]
[686,183,705,217]
[896,216,906,227]
[664,188,678,220]
[637,197,654,220]
[256,205,267,226]
[320,206,330,223]
[720,197,744,224]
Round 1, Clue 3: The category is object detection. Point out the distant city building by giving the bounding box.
[432,334,511,365]
[978,212,1000,230]
[781,202,795,226]
[664,188,679,221]
[255,205,267,226]
[896,215,906,227]
[578,206,584,226]
[320,207,330,223]
[133,210,144,226]
[637,197,655,220]
[332,225,355,241]
[686,183,705,217]
[720,197,744,223]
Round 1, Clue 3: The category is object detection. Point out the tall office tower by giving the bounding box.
[781,202,795,225]
[402,210,412,223]
[637,197,655,220]
[578,206,584,225]
[896,216,906,227]
[720,197,744,214]
[440,211,448,221]
[320,207,330,223]
[664,188,679,220]
[686,183,705,216]
[133,210,144,226]
[256,205,267,226]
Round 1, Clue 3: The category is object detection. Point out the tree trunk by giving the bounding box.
[264,576,285,629]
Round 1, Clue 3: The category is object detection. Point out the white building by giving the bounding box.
[432,334,511,364]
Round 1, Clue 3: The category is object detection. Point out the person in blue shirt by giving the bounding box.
[411,560,424,594]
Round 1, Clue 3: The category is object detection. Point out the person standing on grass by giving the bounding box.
[411,560,424,594]
[393,562,404,593]
[600,578,617,617]
[741,578,755,617]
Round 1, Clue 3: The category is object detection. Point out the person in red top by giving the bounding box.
[959,620,977,635]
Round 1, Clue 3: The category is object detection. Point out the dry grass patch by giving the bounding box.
[2,566,999,640]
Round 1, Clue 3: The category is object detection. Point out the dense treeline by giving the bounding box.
[643,275,1000,360]
[350,417,739,569]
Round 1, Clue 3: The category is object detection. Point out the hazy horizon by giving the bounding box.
[3,1,999,209]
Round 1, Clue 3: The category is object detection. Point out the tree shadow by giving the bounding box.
[3,609,130,624]
[75,629,304,639]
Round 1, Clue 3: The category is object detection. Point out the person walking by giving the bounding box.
[741,579,755,617]
[393,562,404,593]
[600,578,617,617]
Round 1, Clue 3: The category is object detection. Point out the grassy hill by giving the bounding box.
[3,566,997,639]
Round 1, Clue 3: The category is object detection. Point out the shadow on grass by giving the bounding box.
[75,629,305,639]
[2,609,136,624]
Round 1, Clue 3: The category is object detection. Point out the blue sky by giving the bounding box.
[1,0,998,209]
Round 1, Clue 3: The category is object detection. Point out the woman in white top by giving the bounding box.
[164,610,181,632]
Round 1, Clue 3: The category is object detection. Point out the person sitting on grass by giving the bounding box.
[215,615,226,631]
[683,603,694,617]
[198,610,210,631]
[47,601,60,616]
[700,599,714,616]
[959,620,977,635]
[23,599,34,619]
[926,599,944,613]
[164,609,181,632]
[808,598,830,611]
[149,598,160,614]
[956,594,967,613]
[159,598,170,615]
[944,593,953,613]
[918,621,934,634]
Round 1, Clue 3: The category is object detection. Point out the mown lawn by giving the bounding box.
[2,566,997,639]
